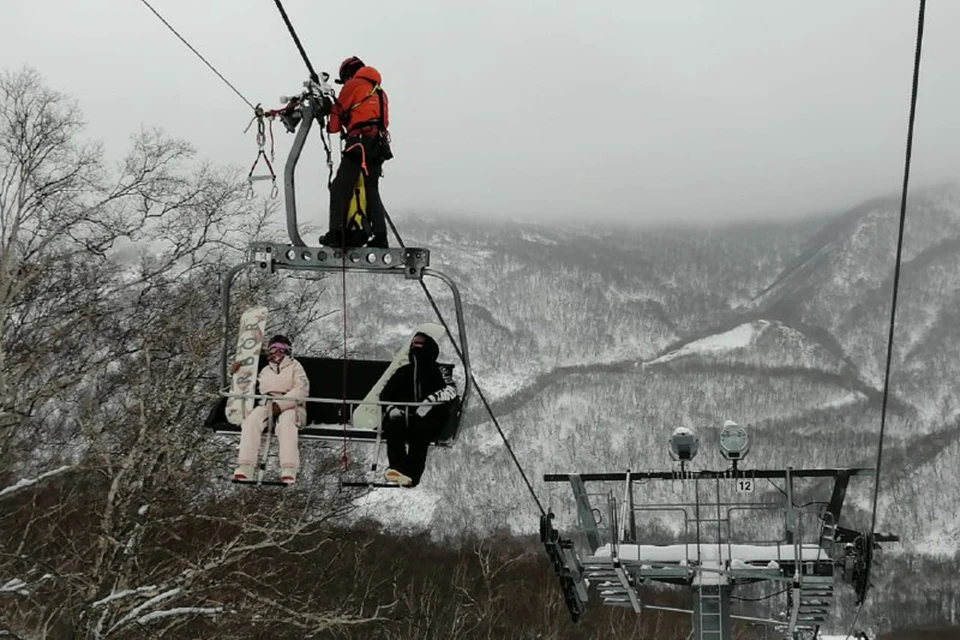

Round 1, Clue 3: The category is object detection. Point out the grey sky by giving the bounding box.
[4,1,959,224]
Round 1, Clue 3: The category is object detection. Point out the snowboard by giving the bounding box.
[351,322,446,430]
[225,306,269,425]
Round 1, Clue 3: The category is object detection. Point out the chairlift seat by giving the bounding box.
[206,356,462,447]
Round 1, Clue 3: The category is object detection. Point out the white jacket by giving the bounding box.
[258,356,310,425]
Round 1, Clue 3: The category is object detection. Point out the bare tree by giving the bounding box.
[0,67,394,639]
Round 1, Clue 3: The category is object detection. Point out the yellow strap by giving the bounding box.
[347,84,381,112]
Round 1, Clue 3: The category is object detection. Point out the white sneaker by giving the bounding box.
[384,468,413,486]
[233,464,255,481]
[280,468,297,485]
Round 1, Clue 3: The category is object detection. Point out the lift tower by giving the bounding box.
[540,423,897,639]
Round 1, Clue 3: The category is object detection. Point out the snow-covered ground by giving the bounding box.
[651,322,759,364]
[0,465,72,498]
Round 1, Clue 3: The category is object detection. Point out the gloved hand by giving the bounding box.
[387,406,403,420]
[415,404,432,418]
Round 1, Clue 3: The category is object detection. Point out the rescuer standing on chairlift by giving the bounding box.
[318,56,393,249]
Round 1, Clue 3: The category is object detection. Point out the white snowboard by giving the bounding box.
[351,322,446,430]
[225,306,268,425]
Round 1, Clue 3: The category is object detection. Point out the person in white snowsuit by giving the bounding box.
[232,335,309,485]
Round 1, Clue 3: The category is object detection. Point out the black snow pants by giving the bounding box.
[328,136,386,236]
[383,411,445,485]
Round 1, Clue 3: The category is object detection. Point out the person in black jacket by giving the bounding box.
[380,332,458,487]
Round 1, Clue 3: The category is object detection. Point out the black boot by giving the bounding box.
[318,230,343,247]
[343,230,369,248]
[368,232,389,249]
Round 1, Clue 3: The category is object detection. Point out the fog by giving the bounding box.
[4,0,957,224]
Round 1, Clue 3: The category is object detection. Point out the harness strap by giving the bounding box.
[345,78,386,136]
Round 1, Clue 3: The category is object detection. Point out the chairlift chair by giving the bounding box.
[205,76,472,452]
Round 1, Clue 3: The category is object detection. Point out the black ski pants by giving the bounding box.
[383,411,445,485]
[328,137,386,235]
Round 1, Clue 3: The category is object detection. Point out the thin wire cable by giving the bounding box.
[138,0,254,110]
[869,0,926,548]
[730,587,790,603]
[271,0,320,82]
[385,213,547,516]
[848,1,927,636]
[844,606,865,640]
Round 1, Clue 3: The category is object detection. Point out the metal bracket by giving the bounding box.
[570,474,602,552]
[540,512,588,623]
[787,583,801,633]
[614,563,642,612]
[850,532,874,605]
[248,242,430,279]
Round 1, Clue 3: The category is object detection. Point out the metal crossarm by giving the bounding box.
[544,469,875,483]
[248,242,430,279]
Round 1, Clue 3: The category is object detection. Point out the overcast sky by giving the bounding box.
[4,1,959,224]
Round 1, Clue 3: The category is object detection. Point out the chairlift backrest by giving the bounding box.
[207,356,463,447]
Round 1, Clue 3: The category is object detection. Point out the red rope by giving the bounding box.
[336,143,368,470]
[343,141,368,175]
[268,117,276,165]
[339,230,350,469]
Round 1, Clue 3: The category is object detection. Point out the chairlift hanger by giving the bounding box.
[205,73,472,448]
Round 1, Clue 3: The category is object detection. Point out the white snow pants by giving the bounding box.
[236,405,300,469]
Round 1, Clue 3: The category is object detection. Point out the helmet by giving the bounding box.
[337,56,365,84]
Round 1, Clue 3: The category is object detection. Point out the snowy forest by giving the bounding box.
[2,67,960,639]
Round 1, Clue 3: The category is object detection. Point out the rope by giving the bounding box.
[271,0,320,83]
[138,0,255,110]
[340,208,351,471]
[844,606,866,640]
[729,587,790,603]
[340,238,350,469]
[267,0,348,463]
[319,128,334,188]
[849,0,926,634]
[385,213,547,517]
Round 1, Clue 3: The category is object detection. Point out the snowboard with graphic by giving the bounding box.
[225,306,268,425]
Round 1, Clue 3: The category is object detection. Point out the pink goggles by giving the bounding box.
[267,342,291,354]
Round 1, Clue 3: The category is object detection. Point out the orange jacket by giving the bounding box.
[328,66,390,137]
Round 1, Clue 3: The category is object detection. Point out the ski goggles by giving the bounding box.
[267,342,291,355]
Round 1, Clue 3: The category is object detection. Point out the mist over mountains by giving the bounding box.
[318,186,960,630]
[6,64,960,637]
[342,187,953,529]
